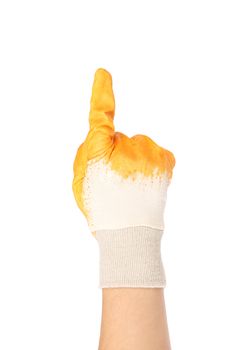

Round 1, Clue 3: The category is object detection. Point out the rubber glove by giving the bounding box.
[72,68,176,288]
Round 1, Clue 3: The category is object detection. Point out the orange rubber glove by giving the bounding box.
[72,68,176,288]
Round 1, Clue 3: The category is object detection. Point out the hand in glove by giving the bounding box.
[72,68,176,288]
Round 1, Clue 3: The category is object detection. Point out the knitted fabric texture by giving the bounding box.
[96,226,166,288]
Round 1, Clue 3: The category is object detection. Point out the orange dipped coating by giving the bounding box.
[109,131,175,179]
[72,68,176,218]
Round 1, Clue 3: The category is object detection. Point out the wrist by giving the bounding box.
[96,225,166,288]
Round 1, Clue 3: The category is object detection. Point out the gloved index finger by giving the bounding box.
[89,68,115,136]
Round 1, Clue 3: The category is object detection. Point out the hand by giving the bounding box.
[72,68,175,235]
[72,68,176,288]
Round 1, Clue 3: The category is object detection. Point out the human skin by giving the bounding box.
[98,288,172,350]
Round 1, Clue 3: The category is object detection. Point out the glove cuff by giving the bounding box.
[96,226,166,288]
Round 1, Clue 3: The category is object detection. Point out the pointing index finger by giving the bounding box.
[89,68,115,133]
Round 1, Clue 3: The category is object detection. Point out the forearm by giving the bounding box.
[98,288,171,350]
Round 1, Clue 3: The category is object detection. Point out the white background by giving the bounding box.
[0,0,243,349]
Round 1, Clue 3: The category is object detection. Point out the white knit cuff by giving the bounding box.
[96,226,166,288]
